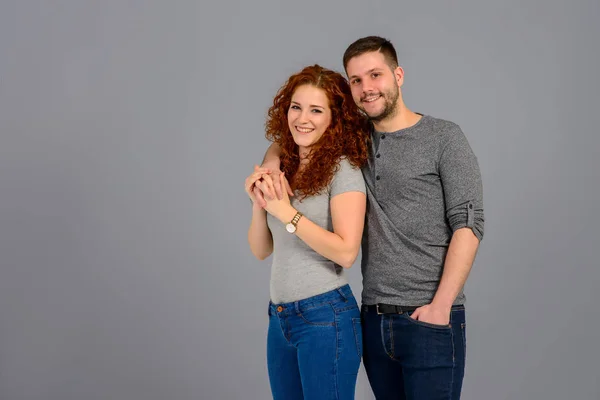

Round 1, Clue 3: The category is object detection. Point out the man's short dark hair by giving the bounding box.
[343,36,399,71]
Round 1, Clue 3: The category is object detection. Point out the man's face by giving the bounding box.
[346,51,402,122]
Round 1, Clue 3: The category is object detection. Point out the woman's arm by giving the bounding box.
[262,172,366,269]
[245,166,273,260]
[291,191,366,268]
[247,205,273,260]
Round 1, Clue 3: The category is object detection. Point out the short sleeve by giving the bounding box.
[329,158,366,198]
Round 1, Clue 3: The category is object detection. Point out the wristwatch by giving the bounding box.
[285,211,303,233]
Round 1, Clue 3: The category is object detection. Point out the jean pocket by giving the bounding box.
[297,303,335,326]
[352,318,363,357]
[404,313,451,330]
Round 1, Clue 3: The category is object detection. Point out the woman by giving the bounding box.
[244,64,370,400]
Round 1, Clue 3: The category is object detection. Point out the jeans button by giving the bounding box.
[277,306,283,312]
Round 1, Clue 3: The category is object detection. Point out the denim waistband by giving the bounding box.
[269,284,354,316]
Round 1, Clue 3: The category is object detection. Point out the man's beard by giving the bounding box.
[361,87,400,122]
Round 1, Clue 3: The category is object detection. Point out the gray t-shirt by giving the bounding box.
[361,114,485,306]
[267,158,366,304]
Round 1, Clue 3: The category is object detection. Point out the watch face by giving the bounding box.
[285,223,296,233]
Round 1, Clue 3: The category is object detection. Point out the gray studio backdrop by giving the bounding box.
[1,1,598,399]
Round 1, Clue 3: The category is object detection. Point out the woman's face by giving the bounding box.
[287,85,332,151]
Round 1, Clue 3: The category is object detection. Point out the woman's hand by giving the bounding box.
[253,168,294,208]
[244,165,271,210]
[262,173,296,223]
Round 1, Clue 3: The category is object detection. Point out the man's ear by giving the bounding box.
[394,66,404,88]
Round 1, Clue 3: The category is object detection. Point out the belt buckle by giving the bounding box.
[376,304,384,315]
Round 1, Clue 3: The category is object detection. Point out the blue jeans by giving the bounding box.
[361,304,466,400]
[267,285,362,400]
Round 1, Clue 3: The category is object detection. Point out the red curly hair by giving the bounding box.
[265,64,370,199]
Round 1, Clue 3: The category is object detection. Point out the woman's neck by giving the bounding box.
[298,147,311,170]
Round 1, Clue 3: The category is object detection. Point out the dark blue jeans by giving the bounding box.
[267,285,362,400]
[361,304,466,400]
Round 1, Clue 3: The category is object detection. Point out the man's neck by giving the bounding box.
[372,106,422,133]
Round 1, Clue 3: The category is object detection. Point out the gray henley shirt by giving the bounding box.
[361,114,484,306]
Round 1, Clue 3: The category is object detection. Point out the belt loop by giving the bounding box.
[294,301,301,314]
[337,287,348,302]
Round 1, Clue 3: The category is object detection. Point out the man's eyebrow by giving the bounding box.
[349,68,383,79]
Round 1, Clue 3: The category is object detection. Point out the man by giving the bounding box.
[255,36,484,400]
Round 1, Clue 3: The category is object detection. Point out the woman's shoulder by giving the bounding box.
[335,156,363,175]
[329,157,365,196]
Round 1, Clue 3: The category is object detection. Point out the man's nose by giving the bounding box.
[361,78,374,94]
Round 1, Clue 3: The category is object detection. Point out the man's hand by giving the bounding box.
[254,169,294,208]
[409,303,451,326]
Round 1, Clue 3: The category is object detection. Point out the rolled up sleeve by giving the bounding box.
[439,126,485,241]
